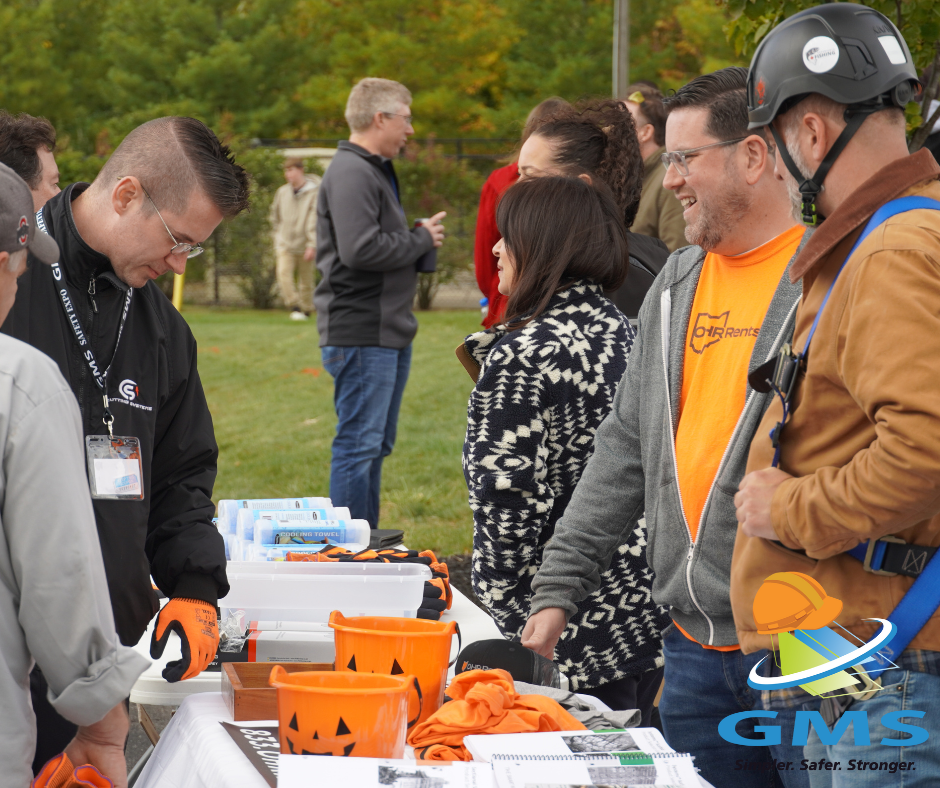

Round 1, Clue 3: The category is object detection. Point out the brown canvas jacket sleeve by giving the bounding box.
[771,221,940,558]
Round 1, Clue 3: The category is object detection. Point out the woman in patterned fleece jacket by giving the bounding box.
[460,176,669,716]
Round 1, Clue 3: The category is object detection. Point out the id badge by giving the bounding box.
[85,435,145,500]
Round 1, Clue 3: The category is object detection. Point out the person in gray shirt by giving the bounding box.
[0,162,147,786]
[314,78,445,527]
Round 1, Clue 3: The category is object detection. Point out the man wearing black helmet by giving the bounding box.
[734,4,940,782]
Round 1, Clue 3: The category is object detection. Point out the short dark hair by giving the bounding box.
[96,117,250,218]
[496,176,629,329]
[0,111,56,189]
[663,67,750,141]
[531,100,644,228]
[626,83,666,146]
[521,97,571,143]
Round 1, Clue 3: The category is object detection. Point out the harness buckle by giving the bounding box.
[849,665,883,702]
[862,535,906,576]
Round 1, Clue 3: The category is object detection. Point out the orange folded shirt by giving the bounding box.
[407,668,586,761]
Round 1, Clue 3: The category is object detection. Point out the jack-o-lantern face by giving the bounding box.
[346,654,405,674]
[285,713,356,756]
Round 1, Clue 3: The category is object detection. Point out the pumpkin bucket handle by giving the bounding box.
[447,622,462,668]
[406,676,424,728]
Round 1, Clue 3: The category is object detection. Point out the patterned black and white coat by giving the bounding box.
[462,281,669,691]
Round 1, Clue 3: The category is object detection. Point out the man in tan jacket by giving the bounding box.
[270,157,320,319]
[734,4,940,780]
[623,85,686,251]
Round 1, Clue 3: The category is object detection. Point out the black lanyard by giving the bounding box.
[36,208,133,437]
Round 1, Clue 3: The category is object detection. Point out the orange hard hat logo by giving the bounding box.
[753,572,843,635]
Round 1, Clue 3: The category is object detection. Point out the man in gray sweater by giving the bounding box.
[521,69,810,788]
[0,163,147,785]
[314,78,445,527]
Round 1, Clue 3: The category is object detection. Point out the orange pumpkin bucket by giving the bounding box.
[268,666,422,758]
[329,611,460,724]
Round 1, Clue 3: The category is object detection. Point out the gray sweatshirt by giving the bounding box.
[314,141,434,349]
[530,237,806,647]
[0,335,148,783]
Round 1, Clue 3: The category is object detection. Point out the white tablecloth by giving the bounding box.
[130,587,501,705]
[134,693,271,788]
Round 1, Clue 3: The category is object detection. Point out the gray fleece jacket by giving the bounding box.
[530,236,807,647]
[314,141,434,349]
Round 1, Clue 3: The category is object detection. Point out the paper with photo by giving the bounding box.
[464,727,672,762]
[491,753,700,788]
[277,755,494,787]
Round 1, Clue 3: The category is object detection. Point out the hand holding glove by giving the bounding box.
[150,598,218,682]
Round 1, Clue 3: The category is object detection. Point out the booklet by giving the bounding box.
[464,727,672,762]
[219,722,278,788]
[491,753,701,788]
[277,755,494,787]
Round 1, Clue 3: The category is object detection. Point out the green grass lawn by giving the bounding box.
[187,307,480,556]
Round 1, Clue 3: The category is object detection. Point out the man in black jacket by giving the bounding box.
[314,78,445,527]
[1,116,249,770]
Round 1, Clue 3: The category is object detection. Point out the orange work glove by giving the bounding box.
[31,753,113,788]
[150,598,218,682]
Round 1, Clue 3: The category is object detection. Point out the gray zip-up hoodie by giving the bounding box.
[530,236,806,646]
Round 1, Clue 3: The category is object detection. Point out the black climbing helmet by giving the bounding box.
[746,3,920,224]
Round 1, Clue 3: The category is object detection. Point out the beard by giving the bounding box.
[683,160,753,252]
[779,130,815,223]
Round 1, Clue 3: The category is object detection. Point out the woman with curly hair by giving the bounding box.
[517,100,670,319]
[459,175,668,717]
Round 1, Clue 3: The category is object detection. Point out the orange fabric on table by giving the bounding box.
[675,224,805,543]
[407,668,586,761]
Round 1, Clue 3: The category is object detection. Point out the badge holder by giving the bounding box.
[85,395,144,500]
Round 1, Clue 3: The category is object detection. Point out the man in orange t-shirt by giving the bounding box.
[524,69,811,788]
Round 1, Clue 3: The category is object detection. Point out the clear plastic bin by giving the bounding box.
[220,561,431,623]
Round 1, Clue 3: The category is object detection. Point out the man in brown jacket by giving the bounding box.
[270,157,320,319]
[734,4,940,780]
[623,85,687,251]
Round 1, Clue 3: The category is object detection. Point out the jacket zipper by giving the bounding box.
[661,288,800,645]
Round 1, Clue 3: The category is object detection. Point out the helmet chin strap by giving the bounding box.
[768,108,874,226]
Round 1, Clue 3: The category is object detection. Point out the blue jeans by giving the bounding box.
[803,668,940,788]
[660,625,805,788]
[321,344,411,527]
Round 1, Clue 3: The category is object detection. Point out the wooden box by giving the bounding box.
[222,662,333,721]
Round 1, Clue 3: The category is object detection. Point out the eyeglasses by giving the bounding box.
[660,137,747,177]
[382,112,413,125]
[139,182,204,259]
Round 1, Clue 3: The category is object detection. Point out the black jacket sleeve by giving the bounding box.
[145,329,228,604]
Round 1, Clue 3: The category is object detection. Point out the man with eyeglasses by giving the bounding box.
[314,78,445,528]
[1,116,249,773]
[522,67,812,788]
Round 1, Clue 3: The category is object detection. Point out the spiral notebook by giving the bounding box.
[464,727,672,762]
[490,752,701,788]
[277,755,493,787]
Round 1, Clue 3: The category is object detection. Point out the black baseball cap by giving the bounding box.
[455,639,563,688]
[0,163,59,265]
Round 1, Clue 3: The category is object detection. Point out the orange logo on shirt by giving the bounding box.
[690,311,760,354]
